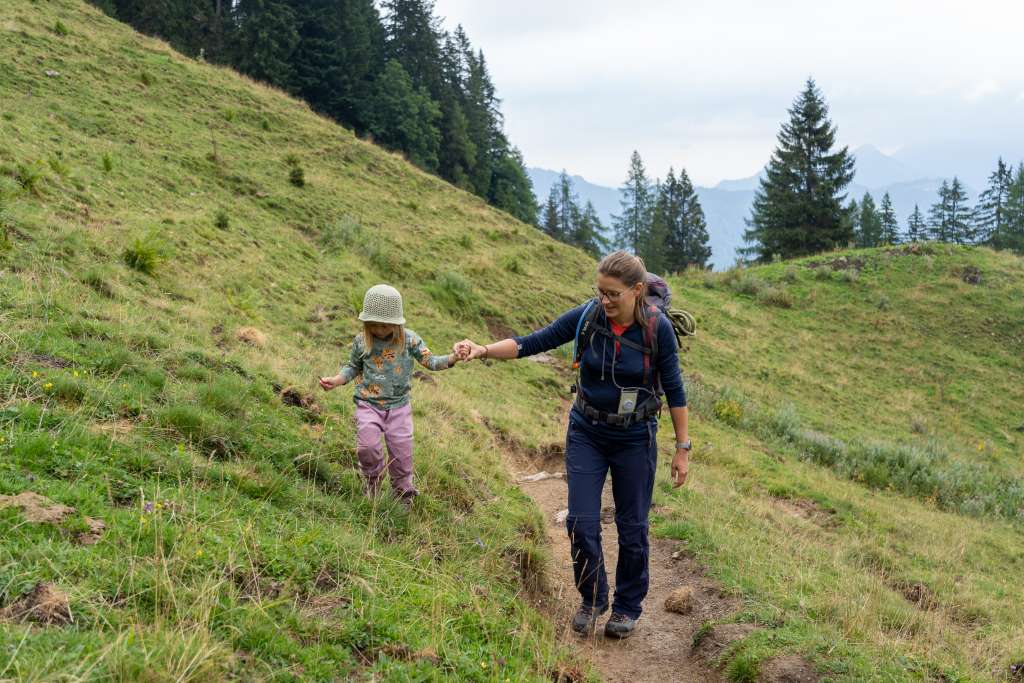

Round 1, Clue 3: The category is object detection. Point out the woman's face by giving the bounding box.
[367,323,397,340]
[595,274,641,320]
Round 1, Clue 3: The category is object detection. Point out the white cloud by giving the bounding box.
[963,79,1000,102]
[434,0,1024,185]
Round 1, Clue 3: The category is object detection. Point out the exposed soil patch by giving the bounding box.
[0,582,72,625]
[954,265,982,285]
[277,385,322,419]
[759,655,820,683]
[691,623,760,665]
[235,326,268,347]
[0,491,75,524]
[805,256,865,272]
[13,352,73,369]
[892,580,938,610]
[483,315,517,340]
[76,518,106,546]
[772,496,838,529]
[412,370,435,384]
[885,242,936,257]
[300,593,350,618]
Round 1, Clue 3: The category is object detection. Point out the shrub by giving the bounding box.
[729,271,766,297]
[101,153,114,173]
[214,210,230,230]
[319,216,361,253]
[53,20,70,36]
[289,166,305,188]
[756,285,793,309]
[502,256,523,274]
[15,162,45,194]
[426,271,480,317]
[48,156,70,177]
[713,399,744,426]
[122,235,162,275]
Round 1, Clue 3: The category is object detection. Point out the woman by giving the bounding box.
[454,251,690,639]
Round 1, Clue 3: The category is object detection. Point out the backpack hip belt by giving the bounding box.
[574,393,661,428]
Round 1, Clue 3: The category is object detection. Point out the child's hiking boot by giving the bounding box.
[570,604,607,634]
[397,489,417,509]
[603,612,637,639]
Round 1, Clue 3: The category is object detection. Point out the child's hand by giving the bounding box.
[453,340,473,361]
[319,375,344,391]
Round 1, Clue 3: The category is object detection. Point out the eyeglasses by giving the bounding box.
[592,285,629,302]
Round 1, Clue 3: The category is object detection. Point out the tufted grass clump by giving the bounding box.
[214,210,230,230]
[289,165,305,188]
[122,234,163,275]
[425,270,480,318]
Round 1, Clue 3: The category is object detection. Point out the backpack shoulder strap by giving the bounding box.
[572,300,601,369]
[643,305,660,386]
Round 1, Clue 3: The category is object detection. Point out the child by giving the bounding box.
[319,284,458,505]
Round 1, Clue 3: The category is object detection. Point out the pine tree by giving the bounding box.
[365,59,441,171]
[841,198,858,246]
[486,142,537,226]
[928,178,973,243]
[906,204,926,242]
[231,0,300,88]
[856,192,883,248]
[380,0,442,97]
[572,201,610,258]
[540,185,560,240]
[1001,163,1024,254]
[613,151,654,254]
[879,193,899,245]
[654,167,711,272]
[742,79,855,262]
[287,0,384,134]
[554,171,578,240]
[975,158,1014,246]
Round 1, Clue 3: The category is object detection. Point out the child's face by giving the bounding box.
[367,323,396,340]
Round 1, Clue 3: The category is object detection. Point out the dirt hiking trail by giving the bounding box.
[502,430,741,683]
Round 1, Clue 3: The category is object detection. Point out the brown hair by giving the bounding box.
[597,250,648,326]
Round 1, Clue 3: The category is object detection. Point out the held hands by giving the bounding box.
[671,447,689,488]
[452,339,487,362]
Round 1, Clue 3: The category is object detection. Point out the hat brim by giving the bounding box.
[358,311,405,325]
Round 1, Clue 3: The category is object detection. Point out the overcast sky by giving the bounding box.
[432,0,1024,188]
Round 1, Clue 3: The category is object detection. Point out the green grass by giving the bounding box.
[0,1,593,680]
[3,1,1024,681]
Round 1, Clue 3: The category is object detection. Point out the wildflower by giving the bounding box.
[43,382,53,390]
[72,370,79,378]
[32,371,39,378]
[195,549,204,558]
[143,501,155,513]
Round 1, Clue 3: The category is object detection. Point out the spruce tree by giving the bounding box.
[287,0,384,134]
[612,151,654,254]
[380,0,442,97]
[366,59,441,171]
[540,186,560,240]
[655,167,711,272]
[928,178,972,243]
[487,142,537,226]
[906,204,926,242]
[1001,163,1024,254]
[856,192,883,248]
[975,158,1013,246]
[231,0,300,88]
[555,171,578,240]
[572,201,610,258]
[742,78,855,261]
[879,192,900,244]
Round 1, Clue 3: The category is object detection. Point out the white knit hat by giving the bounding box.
[358,284,405,325]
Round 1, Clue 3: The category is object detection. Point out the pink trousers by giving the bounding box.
[355,401,415,497]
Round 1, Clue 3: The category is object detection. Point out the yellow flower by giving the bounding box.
[32,371,38,378]
[43,382,53,390]
[72,370,79,378]
[195,549,204,557]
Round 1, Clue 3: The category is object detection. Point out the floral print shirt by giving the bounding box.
[339,329,452,409]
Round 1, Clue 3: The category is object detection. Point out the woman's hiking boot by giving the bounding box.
[571,604,607,634]
[603,612,637,639]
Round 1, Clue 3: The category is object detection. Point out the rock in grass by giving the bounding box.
[664,586,694,614]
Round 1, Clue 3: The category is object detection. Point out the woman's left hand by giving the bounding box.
[671,447,689,488]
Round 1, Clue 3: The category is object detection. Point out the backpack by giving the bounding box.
[571,274,696,395]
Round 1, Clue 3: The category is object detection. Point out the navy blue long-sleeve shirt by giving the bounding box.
[514,303,686,415]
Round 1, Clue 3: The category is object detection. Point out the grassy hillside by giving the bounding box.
[0,1,594,680]
[3,2,1024,682]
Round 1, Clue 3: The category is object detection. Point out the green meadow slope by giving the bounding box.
[3,1,1024,682]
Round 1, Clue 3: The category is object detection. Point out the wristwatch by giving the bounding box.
[676,439,692,451]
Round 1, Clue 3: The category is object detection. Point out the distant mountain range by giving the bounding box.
[528,145,974,270]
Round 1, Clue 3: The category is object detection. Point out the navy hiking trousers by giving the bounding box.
[564,408,658,619]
